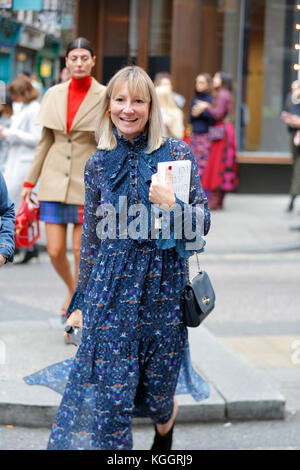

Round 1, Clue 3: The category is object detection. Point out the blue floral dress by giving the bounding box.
[24,134,211,450]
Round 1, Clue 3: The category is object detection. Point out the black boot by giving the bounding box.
[287,195,295,212]
[19,245,39,264]
[150,423,175,451]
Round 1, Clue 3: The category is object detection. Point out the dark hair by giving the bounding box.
[20,71,31,78]
[195,73,212,93]
[65,37,95,57]
[9,76,38,103]
[217,71,232,92]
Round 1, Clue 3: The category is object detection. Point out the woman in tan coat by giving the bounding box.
[22,37,106,320]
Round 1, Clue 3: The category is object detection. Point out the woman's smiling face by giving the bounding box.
[109,81,150,143]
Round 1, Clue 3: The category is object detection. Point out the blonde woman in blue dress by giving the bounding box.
[25,66,211,451]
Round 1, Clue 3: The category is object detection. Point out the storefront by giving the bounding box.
[37,35,61,87]
[0,16,22,83]
[15,25,45,77]
[75,0,300,192]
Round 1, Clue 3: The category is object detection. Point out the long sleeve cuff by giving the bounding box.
[66,291,85,318]
[0,244,14,262]
[154,197,206,258]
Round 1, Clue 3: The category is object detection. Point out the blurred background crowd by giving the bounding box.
[0,1,299,192]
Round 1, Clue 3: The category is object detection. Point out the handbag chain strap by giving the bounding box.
[186,253,202,282]
[168,138,202,282]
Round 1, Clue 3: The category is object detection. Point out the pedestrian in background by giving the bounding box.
[0,76,41,263]
[59,67,71,84]
[155,84,184,139]
[189,73,214,183]
[281,80,300,212]
[1,77,41,211]
[154,71,186,109]
[21,37,106,322]
[0,171,15,267]
[25,65,210,450]
[196,71,238,210]
[30,73,44,101]
[0,91,13,172]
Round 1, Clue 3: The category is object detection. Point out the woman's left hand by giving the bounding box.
[149,166,176,210]
[64,309,83,346]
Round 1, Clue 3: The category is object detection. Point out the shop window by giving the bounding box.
[0,52,10,83]
[199,0,298,155]
[102,0,131,85]
[148,0,172,79]
[240,0,298,153]
[100,0,173,84]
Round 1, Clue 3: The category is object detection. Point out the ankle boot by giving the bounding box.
[150,423,175,451]
[208,190,220,210]
[19,245,39,264]
[218,190,226,209]
[287,196,295,212]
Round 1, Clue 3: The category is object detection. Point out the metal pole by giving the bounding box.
[235,0,246,151]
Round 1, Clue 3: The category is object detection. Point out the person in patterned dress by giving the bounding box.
[25,66,211,451]
[196,72,238,210]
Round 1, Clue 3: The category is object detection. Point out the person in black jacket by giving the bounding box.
[189,73,214,184]
[281,80,300,211]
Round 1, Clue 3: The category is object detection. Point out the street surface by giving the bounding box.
[0,415,300,450]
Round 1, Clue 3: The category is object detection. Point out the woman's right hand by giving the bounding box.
[21,187,32,202]
[64,309,83,346]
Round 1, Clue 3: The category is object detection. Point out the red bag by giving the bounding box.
[183,127,191,146]
[15,197,40,249]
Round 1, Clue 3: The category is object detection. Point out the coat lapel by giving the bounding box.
[37,80,69,132]
[54,82,69,133]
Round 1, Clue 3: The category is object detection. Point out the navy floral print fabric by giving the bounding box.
[24,135,211,450]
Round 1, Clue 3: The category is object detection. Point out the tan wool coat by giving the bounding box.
[25,77,106,205]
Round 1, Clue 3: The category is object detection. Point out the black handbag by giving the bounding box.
[183,254,216,327]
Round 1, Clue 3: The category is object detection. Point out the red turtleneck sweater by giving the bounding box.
[67,74,92,134]
[24,74,92,189]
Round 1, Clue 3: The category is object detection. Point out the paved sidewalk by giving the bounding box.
[1,193,299,428]
[204,193,300,254]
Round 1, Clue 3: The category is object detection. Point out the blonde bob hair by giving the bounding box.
[95,66,164,153]
[155,84,180,112]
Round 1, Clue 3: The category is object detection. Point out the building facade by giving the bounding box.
[0,0,76,85]
[75,0,300,193]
